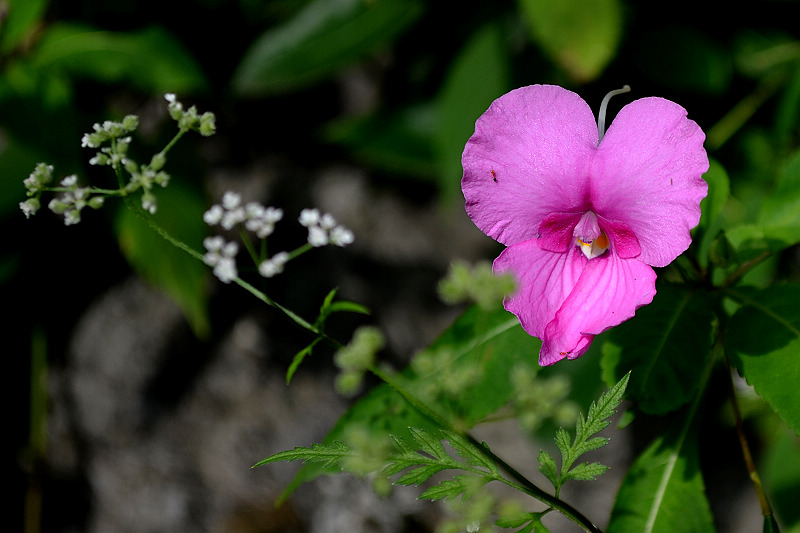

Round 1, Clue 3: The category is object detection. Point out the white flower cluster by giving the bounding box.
[46,175,105,226]
[203,191,284,237]
[203,236,239,284]
[20,163,54,218]
[298,208,354,247]
[201,191,355,284]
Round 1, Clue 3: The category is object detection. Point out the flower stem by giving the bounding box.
[725,360,774,520]
[369,364,602,533]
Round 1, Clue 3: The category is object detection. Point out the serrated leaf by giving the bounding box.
[394,464,449,487]
[115,182,210,338]
[418,475,483,502]
[253,441,352,468]
[726,284,800,435]
[601,285,715,414]
[277,305,540,502]
[445,433,496,472]
[232,0,424,96]
[408,427,448,461]
[607,418,714,533]
[563,461,609,482]
[31,24,207,94]
[537,450,559,488]
[496,512,538,528]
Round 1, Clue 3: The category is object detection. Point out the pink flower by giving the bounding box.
[462,85,708,366]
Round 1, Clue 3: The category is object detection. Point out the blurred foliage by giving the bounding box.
[5,0,800,532]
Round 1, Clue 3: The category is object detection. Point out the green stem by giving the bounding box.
[725,359,774,519]
[369,365,603,533]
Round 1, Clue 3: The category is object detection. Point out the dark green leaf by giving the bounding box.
[31,24,207,94]
[607,419,714,533]
[0,0,48,53]
[115,182,211,338]
[435,22,510,206]
[726,285,800,434]
[232,0,424,96]
[601,284,715,414]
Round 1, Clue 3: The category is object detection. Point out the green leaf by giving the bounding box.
[393,464,449,487]
[115,182,211,338]
[321,103,437,180]
[607,419,714,533]
[418,475,485,502]
[601,284,715,415]
[253,441,352,469]
[518,0,622,83]
[763,428,800,529]
[0,0,48,53]
[232,0,424,96]
[435,22,510,205]
[726,285,800,435]
[537,450,559,488]
[286,337,322,385]
[759,148,800,233]
[699,158,731,232]
[562,461,609,482]
[276,304,540,501]
[31,24,207,94]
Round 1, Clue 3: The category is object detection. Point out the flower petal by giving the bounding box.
[541,250,656,365]
[462,85,598,246]
[495,239,656,366]
[590,97,709,267]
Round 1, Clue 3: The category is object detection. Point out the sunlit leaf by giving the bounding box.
[726,284,800,435]
[607,419,714,533]
[30,24,208,94]
[232,0,424,96]
[518,0,622,83]
[601,284,715,415]
[115,182,211,338]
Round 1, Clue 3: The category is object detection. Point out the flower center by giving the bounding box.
[573,211,609,259]
[577,232,609,259]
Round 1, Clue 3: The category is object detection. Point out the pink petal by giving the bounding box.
[495,239,656,366]
[462,85,598,246]
[590,97,709,267]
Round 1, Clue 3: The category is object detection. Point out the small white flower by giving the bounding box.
[221,191,241,210]
[258,251,289,278]
[264,206,283,224]
[164,93,176,103]
[221,207,246,230]
[61,175,78,188]
[307,225,328,247]
[330,225,354,247]
[213,257,237,283]
[203,235,225,252]
[298,208,320,227]
[19,199,40,218]
[320,213,337,230]
[203,204,223,225]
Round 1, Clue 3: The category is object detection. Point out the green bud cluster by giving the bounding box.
[334,326,384,396]
[165,93,216,135]
[438,260,516,310]
[410,348,480,405]
[511,365,579,433]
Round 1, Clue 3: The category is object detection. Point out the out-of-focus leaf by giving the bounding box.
[601,284,715,415]
[763,428,800,529]
[30,24,207,94]
[697,158,731,268]
[607,419,714,533]
[733,30,800,79]
[232,0,424,96]
[635,25,733,95]
[277,304,541,502]
[0,133,46,216]
[435,22,510,205]
[726,284,800,435]
[115,182,211,338]
[776,64,800,149]
[322,103,437,179]
[518,0,621,83]
[0,0,48,53]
